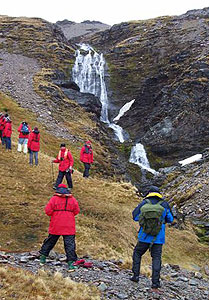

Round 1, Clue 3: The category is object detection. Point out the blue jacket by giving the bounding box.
[132,192,174,244]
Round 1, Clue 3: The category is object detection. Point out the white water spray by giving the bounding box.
[129,143,158,175]
[72,44,126,141]
[72,44,157,173]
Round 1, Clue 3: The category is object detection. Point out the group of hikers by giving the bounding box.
[0,112,94,179]
[0,111,175,293]
[0,113,41,166]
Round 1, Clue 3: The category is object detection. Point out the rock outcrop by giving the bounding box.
[85,8,209,163]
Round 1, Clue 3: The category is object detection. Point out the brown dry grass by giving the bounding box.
[0,92,208,273]
[0,266,100,300]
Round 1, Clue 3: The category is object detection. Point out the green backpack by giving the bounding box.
[139,199,165,236]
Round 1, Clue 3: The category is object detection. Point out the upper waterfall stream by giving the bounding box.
[72,44,158,174]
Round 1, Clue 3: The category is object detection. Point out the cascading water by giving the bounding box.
[129,143,158,175]
[72,44,158,174]
[72,44,125,141]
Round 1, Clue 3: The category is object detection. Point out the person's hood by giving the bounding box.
[146,192,163,199]
[55,184,71,195]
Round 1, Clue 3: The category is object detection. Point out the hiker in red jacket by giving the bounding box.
[17,121,31,154]
[80,141,93,178]
[0,113,8,146]
[3,116,12,150]
[0,113,4,145]
[53,143,74,189]
[39,184,80,270]
[27,127,40,166]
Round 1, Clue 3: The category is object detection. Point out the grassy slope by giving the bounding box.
[0,93,208,270]
[0,266,100,300]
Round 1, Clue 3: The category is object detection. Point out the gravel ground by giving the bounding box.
[0,251,208,300]
[0,50,77,141]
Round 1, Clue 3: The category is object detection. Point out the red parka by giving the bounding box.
[80,144,93,163]
[3,120,12,137]
[45,193,80,235]
[0,116,5,131]
[28,131,40,151]
[54,147,74,171]
[18,123,31,139]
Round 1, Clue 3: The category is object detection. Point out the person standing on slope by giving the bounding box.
[39,184,80,270]
[17,121,31,154]
[3,116,12,150]
[80,140,93,178]
[27,127,40,166]
[53,143,74,189]
[0,113,8,146]
[0,113,5,144]
[130,186,174,293]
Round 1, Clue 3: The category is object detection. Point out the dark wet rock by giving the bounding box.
[60,87,102,118]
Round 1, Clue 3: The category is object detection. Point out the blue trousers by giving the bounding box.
[5,137,11,149]
[29,151,38,165]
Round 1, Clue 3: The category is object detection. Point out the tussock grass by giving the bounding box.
[0,266,100,300]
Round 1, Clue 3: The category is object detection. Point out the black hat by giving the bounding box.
[60,143,66,148]
[148,186,160,193]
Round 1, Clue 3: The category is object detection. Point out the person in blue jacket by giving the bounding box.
[130,185,174,292]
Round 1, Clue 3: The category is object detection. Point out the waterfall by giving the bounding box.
[72,44,157,174]
[72,44,126,142]
[129,143,158,175]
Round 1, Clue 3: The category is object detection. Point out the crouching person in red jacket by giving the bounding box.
[39,184,80,270]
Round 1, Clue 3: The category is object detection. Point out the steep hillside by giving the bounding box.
[0,93,208,271]
[0,16,124,178]
[0,14,209,298]
[86,8,209,163]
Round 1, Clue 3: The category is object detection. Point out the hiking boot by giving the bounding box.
[68,261,78,270]
[129,275,139,283]
[150,288,163,294]
[40,255,46,264]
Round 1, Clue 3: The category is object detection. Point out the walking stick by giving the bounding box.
[51,161,55,184]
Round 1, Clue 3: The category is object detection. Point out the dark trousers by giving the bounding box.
[55,170,73,188]
[40,234,77,262]
[132,241,162,288]
[83,163,91,177]
[5,137,11,149]
[29,151,38,165]
[1,136,6,146]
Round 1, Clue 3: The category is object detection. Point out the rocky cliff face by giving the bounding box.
[85,8,209,163]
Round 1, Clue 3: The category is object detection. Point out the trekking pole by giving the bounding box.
[51,161,55,184]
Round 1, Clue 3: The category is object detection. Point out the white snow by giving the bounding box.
[113,99,135,122]
[178,154,202,166]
